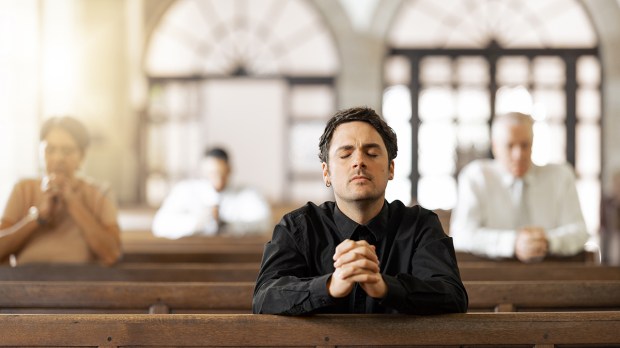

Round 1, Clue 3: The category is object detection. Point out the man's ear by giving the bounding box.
[322,162,331,187]
[388,160,395,180]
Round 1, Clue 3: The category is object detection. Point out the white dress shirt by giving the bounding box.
[450,159,588,259]
[152,180,271,239]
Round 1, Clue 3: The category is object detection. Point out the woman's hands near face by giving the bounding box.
[39,174,80,222]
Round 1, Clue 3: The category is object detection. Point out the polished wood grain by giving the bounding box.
[0,312,619,347]
[1,280,619,313]
[2,263,619,282]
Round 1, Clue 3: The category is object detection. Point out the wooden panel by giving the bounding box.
[121,249,264,263]
[122,231,598,264]
[0,263,260,282]
[120,232,269,250]
[466,280,620,311]
[1,280,619,313]
[0,312,619,347]
[121,232,267,263]
[2,263,618,282]
[0,281,255,313]
[456,251,596,263]
[459,264,620,281]
[121,245,265,263]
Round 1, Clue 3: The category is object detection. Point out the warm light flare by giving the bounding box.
[42,0,78,115]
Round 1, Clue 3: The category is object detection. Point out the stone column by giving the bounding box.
[69,0,139,204]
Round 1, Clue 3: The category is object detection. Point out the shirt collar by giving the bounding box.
[495,161,535,187]
[333,201,389,241]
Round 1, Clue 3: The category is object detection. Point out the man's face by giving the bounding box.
[200,157,230,192]
[322,121,394,205]
[492,122,533,178]
[41,127,84,179]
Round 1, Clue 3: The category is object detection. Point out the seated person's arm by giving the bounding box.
[543,166,589,256]
[379,211,468,314]
[152,184,218,239]
[219,189,271,235]
[63,182,121,266]
[0,181,49,262]
[253,221,340,315]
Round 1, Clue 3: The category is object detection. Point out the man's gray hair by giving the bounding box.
[491,112,534,140]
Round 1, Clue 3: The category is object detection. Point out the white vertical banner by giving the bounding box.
[203,79,286,202]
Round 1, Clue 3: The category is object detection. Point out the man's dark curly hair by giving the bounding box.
[318,106,397,164]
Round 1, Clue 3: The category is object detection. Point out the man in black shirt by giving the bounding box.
[253,106,468,314]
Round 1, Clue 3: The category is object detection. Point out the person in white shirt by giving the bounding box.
[450,112,588,262]
[152,147,271,239]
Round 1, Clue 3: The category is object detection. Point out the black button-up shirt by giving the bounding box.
[252,200,468,315]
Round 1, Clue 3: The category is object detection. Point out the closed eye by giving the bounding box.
[338,150,352,159]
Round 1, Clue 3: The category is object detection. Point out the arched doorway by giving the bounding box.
[142,0,340,206]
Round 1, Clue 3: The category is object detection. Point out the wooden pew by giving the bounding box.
[121,233,267,263]
[1,280,619,314]
[0,312,619,347]
[466,280,620,312]
[121,246,265,263]
[122,247,596,264]
[0,263,261,282]
[456,250,598,264]
[2,263,619,282]
[458,263,620,281]
[121,230,270,245]
[0,281,254,314]
[122,230,599,264]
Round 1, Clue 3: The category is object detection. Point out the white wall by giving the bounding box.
[203,79,286,202]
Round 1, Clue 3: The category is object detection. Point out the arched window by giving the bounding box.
[143,0,339,206]
[383,0,602,234]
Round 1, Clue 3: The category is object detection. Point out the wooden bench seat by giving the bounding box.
[121,231,599,264]
[2,263,618,282]
[0,312,619,347]
[121,230,271,244]
[0,281,254,314]
[121,247,596,264]
[466,280,620,312]
[456,250,598,263]
[121,232,268,263]
[121,244,265,263]
[1,280,619,314]
[0,263,261,282]
[458,263,620,281]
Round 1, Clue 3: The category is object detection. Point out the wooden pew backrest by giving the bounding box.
[1,280,620,314]
[0,263,260,282]
[0,312,619,347]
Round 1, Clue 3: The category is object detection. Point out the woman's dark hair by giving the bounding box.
[40,116,90,153]
[318,106,398,164]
